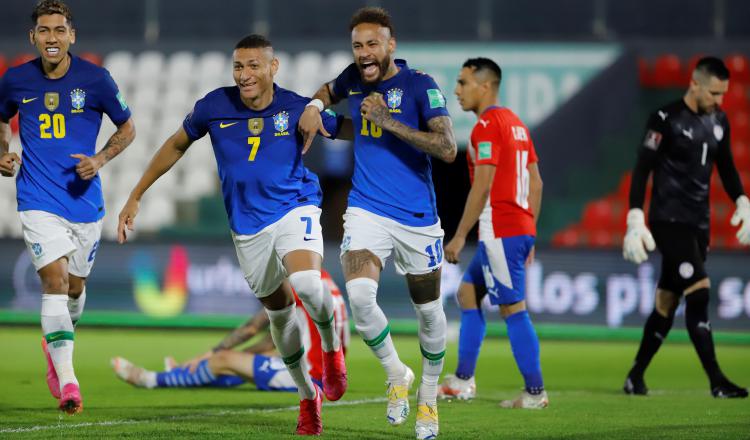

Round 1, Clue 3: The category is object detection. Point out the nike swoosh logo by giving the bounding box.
[349,90,362,95]
[303,237,317,241]
[22,97,38,104]
[219,122,238,128]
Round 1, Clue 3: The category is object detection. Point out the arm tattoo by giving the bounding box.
[96,122,135,164]
[381,115,457,163]
[213,311,269,351]
[406,269,441,303]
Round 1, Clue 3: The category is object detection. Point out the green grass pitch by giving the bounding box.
[1,326,748,439]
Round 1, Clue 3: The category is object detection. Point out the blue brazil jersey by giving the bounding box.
[332,59,450,227]
[0,55,131,222]
[183,85,342,235]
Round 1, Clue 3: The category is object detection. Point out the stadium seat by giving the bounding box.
[551,226,582,247]
[10,115,19,135]
[586,230,615,248]
[730,111,749,142]
[327,51,352,81]
[134,51,165,86]
[11,53,36,67]
[684,54,705,79]
[103,51,134,88]
[79,51,102,66]
[293,51,324,96]
[0,54,7,77]
[652,54,683,88]
[723,83,749,112]
[637,58,653,87]
[733,141,750,169]
[581,199,615,230]
[725,54,750,84]
[165,51,196,85]
[274,51,294,90]
[197,51,227,83]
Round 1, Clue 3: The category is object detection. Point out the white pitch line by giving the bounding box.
[0,397,387,434]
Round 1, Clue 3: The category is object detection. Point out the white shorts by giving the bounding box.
[232,205,324,298]
[19,210,103,277]
[340,207,445,275]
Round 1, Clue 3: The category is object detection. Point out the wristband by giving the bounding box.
[306,99,325,112]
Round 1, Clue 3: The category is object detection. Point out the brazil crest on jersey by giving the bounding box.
[332,59,450,227]
[183,84,343,235]
[0,55,131,222]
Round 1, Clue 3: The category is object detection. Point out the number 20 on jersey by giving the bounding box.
[39,113,66,139]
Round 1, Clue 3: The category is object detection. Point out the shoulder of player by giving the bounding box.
[404,67,437,86]
[475,108,522,132]
[273,86,310,109]
[650,100,683,124]
[1,60,39,84]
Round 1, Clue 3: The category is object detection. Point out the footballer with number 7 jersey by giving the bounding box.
[116,35,349,436]
[441,58,547,409]
[0,0,135,415]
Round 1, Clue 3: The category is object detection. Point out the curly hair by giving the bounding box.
[349,7,394,36]
[31,0,73,26]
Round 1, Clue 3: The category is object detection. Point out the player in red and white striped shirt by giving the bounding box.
[440,58,547,409]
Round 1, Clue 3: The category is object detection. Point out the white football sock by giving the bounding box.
[266,303,316,400]
[414,298,447,404]
[289,270,339,352]
[347,278,406,382]
[41,293,78,388]
[68,288,86,326]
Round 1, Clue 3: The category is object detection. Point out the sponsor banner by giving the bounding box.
[398,43,621,142]
[1,240,748,330]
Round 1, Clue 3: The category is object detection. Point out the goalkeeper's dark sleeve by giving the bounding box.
[629,147,658,210]
[715,124,745,201]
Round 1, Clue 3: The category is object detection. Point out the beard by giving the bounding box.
[358,53,392,84]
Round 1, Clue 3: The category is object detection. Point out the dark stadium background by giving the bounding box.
[1,0,749,337]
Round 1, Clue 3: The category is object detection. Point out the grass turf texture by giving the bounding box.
[1,326,748,439]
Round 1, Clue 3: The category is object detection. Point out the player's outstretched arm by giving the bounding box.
[117,127,192,243]
[72,118,136,181]
[211,309,270,354]
[360,94,457,162]
[299,81,340,153]
[0,119,21,177]
[444,164,495,263]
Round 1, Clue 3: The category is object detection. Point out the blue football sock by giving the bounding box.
[455,308,486,380]
[505,310,544,394]
[156,359,217,387]
[211,375,246,387]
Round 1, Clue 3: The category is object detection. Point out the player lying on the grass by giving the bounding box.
[623,56,748,398]
[117,34,351,435]
[113,271,349,393]
[0,0,135,415]
[440,58,547,409]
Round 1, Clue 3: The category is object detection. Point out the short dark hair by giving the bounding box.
[463,57,502,87]
[694,56,730,81]
[349,7,394,36]
[235,34,273,51]
[31,0,73,27]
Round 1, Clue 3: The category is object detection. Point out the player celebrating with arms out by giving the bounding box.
[0,0,135,414]
[623,57,749,398]
[299,7,457,439]
[117,35,348,435]
[440,58,547,409]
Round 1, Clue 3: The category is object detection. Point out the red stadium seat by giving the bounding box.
[10,115,19,135]
[732,141,750,169]
[581,199,615,230]
[11,53,36,67]
[587,230,615,248]
[552,227,582,247]
[725,54,750,84]
[730,111,750,142]
[637,58,654,87]
[0,54,7,77]
[652,54,683,88]
[685,54,706,81]
[79,51,102,66]
[723,83,749,112]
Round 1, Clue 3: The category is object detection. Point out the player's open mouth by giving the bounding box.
[45,47,60,56]
[361,61,379,77]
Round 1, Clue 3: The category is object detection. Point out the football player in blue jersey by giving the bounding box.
[0,0,135,415]
[298,7,456,439]
[117,35,349,436]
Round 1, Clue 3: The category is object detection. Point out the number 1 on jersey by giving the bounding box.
[248,136,260,161]
[516,150,530,209]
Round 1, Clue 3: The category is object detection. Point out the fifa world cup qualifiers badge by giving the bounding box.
[70,88,86,113]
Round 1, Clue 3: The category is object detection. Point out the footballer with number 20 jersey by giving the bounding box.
[0,55,131,222]
[467,106,538,240]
